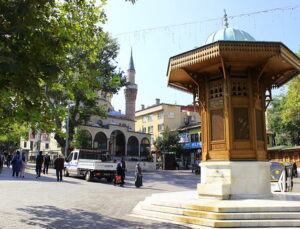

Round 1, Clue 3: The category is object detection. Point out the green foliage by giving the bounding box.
[0,0,125,153]
[0,121,29,153]
[0,0,69,129]
[72,129,93,149]
[267,96,289,145]
[42,0,125,152]
[268,74,300,146]
[154,126,181,152]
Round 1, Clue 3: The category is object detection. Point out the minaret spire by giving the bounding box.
[124,48,137,121]
[128,47,135,71]
[223,9,229,28]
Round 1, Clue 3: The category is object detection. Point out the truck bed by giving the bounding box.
[77,159,117,171]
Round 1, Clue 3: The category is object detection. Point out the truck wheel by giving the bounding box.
[64,168,69,177]
[106,177,113,183]
[85,171,93,182]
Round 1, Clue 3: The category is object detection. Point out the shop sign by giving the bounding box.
[182,142,201,149]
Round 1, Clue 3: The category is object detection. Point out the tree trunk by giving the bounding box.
[54,133,66,155]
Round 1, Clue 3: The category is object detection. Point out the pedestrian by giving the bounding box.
[0,154,4,174]
[135,162,143,188]
[43,153,50,174]
[54,154,64,182]
[6,154,12,168]
[36,151,44,178]
[11,151,22,177]
[121,157,126,179]
[115,162,125,186]
[20,154,26,178]
[194,158,200,175]
[293,162,298,178]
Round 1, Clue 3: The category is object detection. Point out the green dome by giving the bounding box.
[204,27,256,45]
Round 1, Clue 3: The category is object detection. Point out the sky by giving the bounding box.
[101,0,300,113]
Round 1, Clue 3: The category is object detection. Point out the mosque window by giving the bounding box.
[209,79,223,99]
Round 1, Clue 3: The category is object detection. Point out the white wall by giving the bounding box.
[126,161,156,171]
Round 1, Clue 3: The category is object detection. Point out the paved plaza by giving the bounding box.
[0,164,299,229]
[0,164,200,229]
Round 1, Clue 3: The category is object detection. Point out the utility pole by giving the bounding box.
[65,105,71,158]
[65,101,74,157]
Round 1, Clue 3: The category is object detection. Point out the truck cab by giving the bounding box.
[64,149,117,182]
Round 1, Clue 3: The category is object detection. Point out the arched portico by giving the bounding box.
[94,132,107,150]
[140,137,150,157]
[110,130,125,156]
[127,136,139,156]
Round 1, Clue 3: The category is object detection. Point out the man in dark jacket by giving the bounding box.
[54,155,65,182]
[36,151,44,178]
[43,153,50,174]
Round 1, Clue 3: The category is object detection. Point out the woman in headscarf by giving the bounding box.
[115,162,125,186]
[135,162,143,188]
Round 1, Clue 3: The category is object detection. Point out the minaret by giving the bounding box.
[124,49,138,121]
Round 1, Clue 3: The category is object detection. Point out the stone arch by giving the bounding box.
[110,130,125,156]
[127,136,139,156]
[94,132,107,150]
[76,130,93,149]
[140,137,150,157]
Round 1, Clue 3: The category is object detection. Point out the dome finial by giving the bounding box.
[223,9,229,28]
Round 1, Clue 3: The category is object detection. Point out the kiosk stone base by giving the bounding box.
[197,161,271,200]
[132,191,300,228]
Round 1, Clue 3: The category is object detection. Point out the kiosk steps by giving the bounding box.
[131,191,300,228]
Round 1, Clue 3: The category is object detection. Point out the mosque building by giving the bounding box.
[21,51,152,163]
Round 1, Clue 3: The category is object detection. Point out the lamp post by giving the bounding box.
[65,101,74,157]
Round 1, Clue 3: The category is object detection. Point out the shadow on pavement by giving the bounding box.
[17,205,188,229]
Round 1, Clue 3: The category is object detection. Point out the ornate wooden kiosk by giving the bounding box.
[167,29,300,199]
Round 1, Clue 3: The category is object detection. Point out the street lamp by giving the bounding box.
[65,100,74,157]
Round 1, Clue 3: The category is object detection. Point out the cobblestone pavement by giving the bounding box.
[0,164,199,229]
[1,164,299,229]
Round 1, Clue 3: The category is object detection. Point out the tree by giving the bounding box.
[154,126,181,152]
[72,130,93,149]
[0,0,72,131]
[0,122,29,153]
[1,1,125,154]
[281,75,300,145]
[41,0,125,154]
[267,96,289,145]
[268,74,300,146]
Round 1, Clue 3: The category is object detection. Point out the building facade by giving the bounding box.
[135,101,200,149]
[177,122,201,168]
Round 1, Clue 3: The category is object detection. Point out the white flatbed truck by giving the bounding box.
[64,149,117,182]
